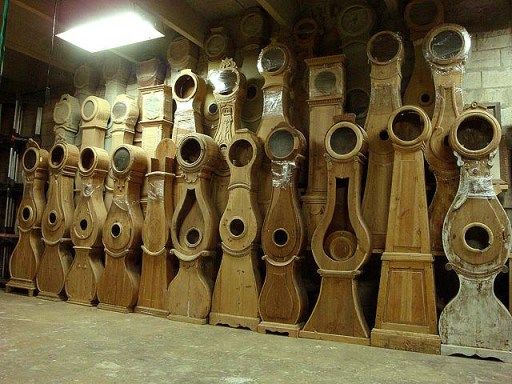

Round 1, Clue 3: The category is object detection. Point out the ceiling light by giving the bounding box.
[57,10,164,53]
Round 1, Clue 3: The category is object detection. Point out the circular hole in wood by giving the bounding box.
[392,110,423,142]
[112,101,127,120]
[273,228,289,247]
[228,139,253,167]
[431,30,464,60]
[23,148,37,170]
[314,71,337,94]
[370,33,400,62]
[261,47,286,73]
[50,145,65,167]
[48,211,57,225]
[180,137,202,165]
[268,129,294,158]
[217,70,237,95]
[80,219,88,231]
[457,116,494,151]
[80,147,95,172]
[186,228,201,247]
[111,223,121,238]
[379,130,389,141]
[346,89,370,117]
[229,218,245,237]
[209,103,218,115]
[330,126,357,155]
[464,225,491,251]
[420,93,431,104]
[22,206,32,221]
[408,1,438,26]
[247,83,258,100]
[113,147,131,172]
[83,99,95,119]
[206,34,226,58]
[175,74,196,99]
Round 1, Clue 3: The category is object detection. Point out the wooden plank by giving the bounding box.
[133,0,207,47]
[256,0,297,27]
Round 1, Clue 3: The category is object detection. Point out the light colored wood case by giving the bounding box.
[210,130,263,330]
[66,147,109,306]
[371,106,441,354]
[135,139,177,317]
[302,55,346,242]
[361,31,404,252]
[97,144,147,313]
[37,141,79,300]
[300,120,371,344]
[80,96,110,149]
[423,24,471,255]
[168,133,220,324]
[6,141,48,295]
[403,0,444,116]
[440,106,512,362]
[73,63,99,147]
[53,94,81,145]
[257,125,307,337]
[167,36,199,86]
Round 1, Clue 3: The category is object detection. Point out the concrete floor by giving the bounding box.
[0,291,511,384]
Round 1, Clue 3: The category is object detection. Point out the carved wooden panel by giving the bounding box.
[440,106,512,362]
[167,36,199,85]
[6,141,48,295]
[300,121,371,344]
[136,139,177,317]
[37,141,79,300]
[66,147,109,306]
[361,31,404,252]
[403,0,444,116]
[371,106,440,354]
[257,125,307,337]
[168,133,220,324]
[302,55,345,242]
[210,130,263,330]
[97,145,147,312]
[53,94,81,145]
[423,24,471,256]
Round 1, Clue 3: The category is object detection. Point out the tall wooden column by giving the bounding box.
[371,106,440,354]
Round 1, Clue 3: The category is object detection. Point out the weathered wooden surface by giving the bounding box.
[7,141,48,295]
[440,106,512,362]
[300,120,371,344]
[371,106,440,354]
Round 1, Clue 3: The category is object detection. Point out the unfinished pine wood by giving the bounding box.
[371,105,440,354]
[361,31,404,253]
[403,0,444,117]
[66,147,109,306]
[167,36,199,85]
[239,7,269,132]
[105,94,139,211]
[168,134,220,324]
[135,139,177,317]
[302,55,346,242]
[79,96,110,149]
[440,106,512,362]
[210,130,263,330]
[258,125,307,337]
[6,141,48,296]
[74,64,99,148]
[256,40,295,215]
[97,145,147,313]
[53,94,81,145]
[37,141,79,300]
[172,69,206,144]
[300,120,371,344]
[423,24,471,256]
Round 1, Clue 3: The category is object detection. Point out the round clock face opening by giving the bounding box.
[175,74,196,99]
[370,33,400,62]
[261,47,286,73]
[464,225,491,252]
[82,99,95,119]
[215,70,238,96]
[330,126,357,156]
[456,116,494,151]
[315,71,337,94]
[431,30,464,60]
[23,148,38,171]
[340,6,373,36]
[269,129,294,159]
[180,137,202,165]
[112,101,128,120]
[392,110,423,142]
[80,147,96,172]
[229,139,253,167]
[113,147,131,172]
[50,145,65,167]
[346,88,370,118]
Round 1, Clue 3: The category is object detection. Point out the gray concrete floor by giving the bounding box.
[0,290,511,384]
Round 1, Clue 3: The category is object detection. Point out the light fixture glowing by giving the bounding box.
[57,11,164,53]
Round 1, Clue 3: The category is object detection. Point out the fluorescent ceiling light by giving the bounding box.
[57,10,164,53]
